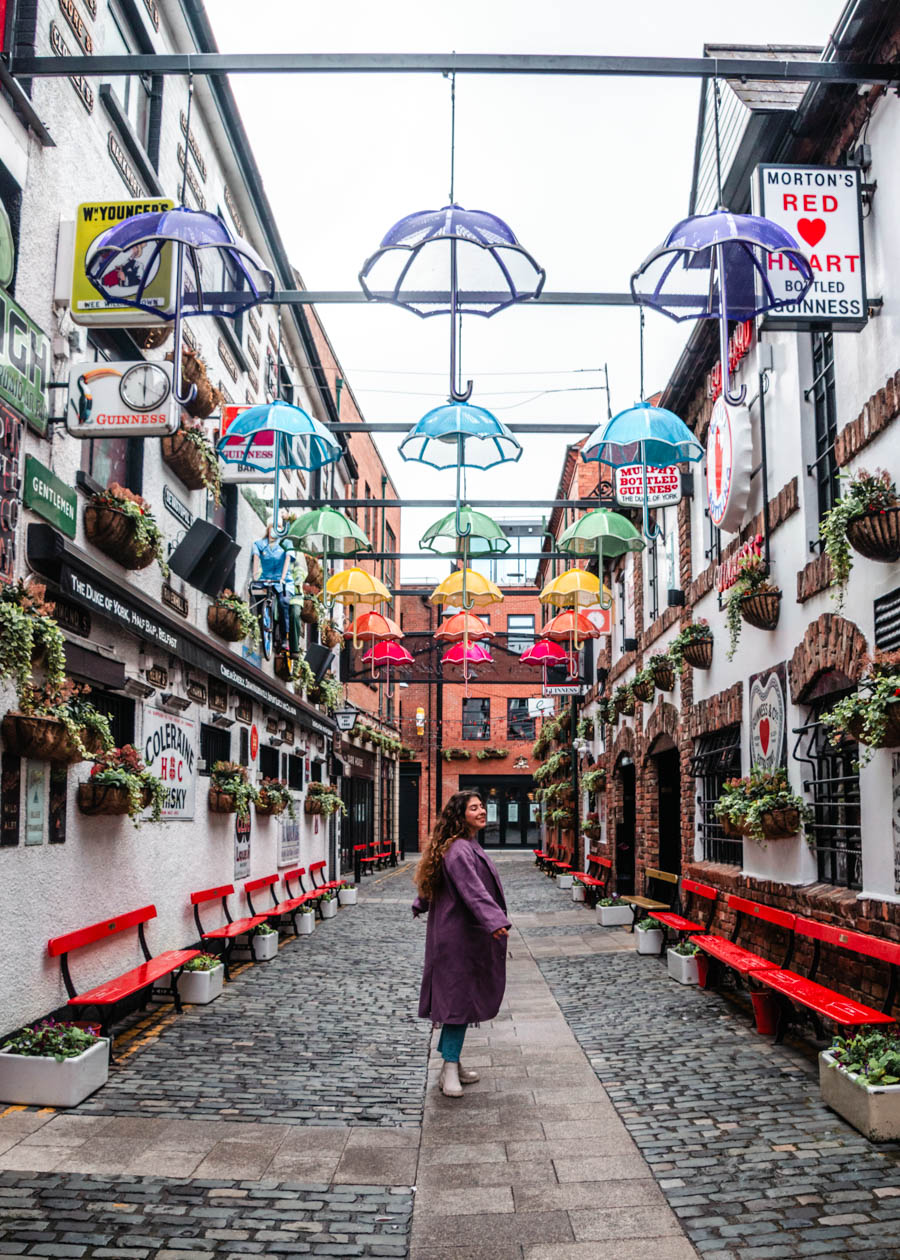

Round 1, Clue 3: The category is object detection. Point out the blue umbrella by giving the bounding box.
[631,210,812,407]
[582,402,703,542]
[85,207,274,408]
[216,402,342,536]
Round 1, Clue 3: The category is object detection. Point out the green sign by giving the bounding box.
[24,455,77,538]
[0,291,50,435]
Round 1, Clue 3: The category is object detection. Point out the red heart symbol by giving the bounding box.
[759,718,770,755]
[797,218,826,248]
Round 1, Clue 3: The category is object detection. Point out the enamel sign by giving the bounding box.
[71,198,176,326]
[753,165,866,330]
[706,397,752,535]
[66,360,178,437]
[219,403,276,483]
[615,464,682,508]
[749,664,787,772]
[143,707,197,820]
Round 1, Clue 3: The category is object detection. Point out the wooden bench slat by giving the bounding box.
[202,914,269,940]
[49,906,157,957]
[689,933,778,975]
[67,949,200,1006]
[755,968,897,1026]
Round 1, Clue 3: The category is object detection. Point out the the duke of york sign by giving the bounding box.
[749,663,787,772]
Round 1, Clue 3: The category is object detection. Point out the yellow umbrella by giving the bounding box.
[326,567,391,646]
[429,568,503,608]
[539,567,601,609]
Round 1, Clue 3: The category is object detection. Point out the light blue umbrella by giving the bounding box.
[581,402,703,542]
[216,401,342,536]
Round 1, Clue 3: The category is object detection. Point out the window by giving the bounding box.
[461,697,490,740]
[808,330,839,539]
[287,754,304,791]
[259,745,279,780]
[507,698,535,741]
[104,2,152,149]
[617,569,627,655]
[690,726,741,865]
[200,723,231,776]
[794,679,861,890]
[384,524,396,589]
[89,691,135,749]
[506,614,535,654]
[239,726,249,767]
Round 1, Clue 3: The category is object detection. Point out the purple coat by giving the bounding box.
[412,835,511,1025]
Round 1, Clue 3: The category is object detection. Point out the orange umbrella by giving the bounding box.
[434,612,493,642]
[344,611,402,642]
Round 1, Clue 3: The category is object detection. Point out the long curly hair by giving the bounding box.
[414,791,483,901]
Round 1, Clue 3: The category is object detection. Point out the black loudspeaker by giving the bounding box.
[167,520,242,598]
[306,641,335,683]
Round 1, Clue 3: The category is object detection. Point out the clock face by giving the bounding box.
[119,362,171,412]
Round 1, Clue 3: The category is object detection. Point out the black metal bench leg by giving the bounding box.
[774,997,790,1044]
[221,940,233,982]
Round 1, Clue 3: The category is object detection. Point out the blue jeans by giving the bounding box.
[437,1023,467,1063]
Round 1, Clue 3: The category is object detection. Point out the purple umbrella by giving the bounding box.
[631,210,813,406]
[85,207,275,407]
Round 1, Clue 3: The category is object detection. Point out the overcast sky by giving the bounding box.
[208,1,837,582]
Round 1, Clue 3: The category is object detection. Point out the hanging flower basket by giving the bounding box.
[756,807,801,840]
[162,427,210,492]
[846,507,900,563]
[207,603,244,642]
[304,556,324,588]
[304,796,324,815]
[740,589,782,632]
[321,622,343,650]
[682,638,713,669]
[720,815,745,839]
[169,347,224,421]
[1,714,95,764]
[133,324,172,350]
[632,678,654,703]
[652,662,675,691]
[273,653,293,682]
[301,598,319,626]
[208,787,237,814]
[847,700,900,749]
[77,782,152,817]
[442,748,471,762]
[255,795,287,817]
[84,503,155,571]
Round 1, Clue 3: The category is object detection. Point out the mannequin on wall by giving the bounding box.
[250,521,296,628]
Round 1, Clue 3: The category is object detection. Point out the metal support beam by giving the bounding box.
[155,289,637,307]
[9,52,897,85]
[280,498,609,509]
[322,551,578,561]
[324,422,600,433]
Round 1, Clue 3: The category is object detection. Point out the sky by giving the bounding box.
[207,0,838,583]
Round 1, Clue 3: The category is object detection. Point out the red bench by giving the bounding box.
[244,873,317,936]
[353,843,368,881]
[309,859,342,893]
[690,894,793,981]
[578,855,612,907]
[544,841,574,878]
[284,866,326,910]
[653,878,718,948]
[190,884,270,979]
[753,917,900,1042]
[48,906,200,1047]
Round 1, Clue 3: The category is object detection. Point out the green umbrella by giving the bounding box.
[281,507,371,555]
[557,509,645,610]
[420,505,509,611]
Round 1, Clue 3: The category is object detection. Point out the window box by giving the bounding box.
[0,1038,109,1108]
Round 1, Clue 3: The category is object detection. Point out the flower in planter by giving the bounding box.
[821,468,899,608]
[648,652,675,688]
[635,916,664,931]
[85,744,166,824]
[0,579,67,697]
[821,650,900,767]
[183,953,221,973]
[829,1027,900,1086]
[476,747,509,761]
[577,716,595,741]
[1,1018,101,1061]
[612,683,635,717]
[670,940,699,957]
[724,551,781,660]
[442,748,471,762]
[253,922,277,936]
[88,483,169,577]
[597,895,621,908]
[257,777,297,819]
[210,760,261,820]
[630,665,656,702]
[11,678,114,761]
[667,619,712,670]
[714,764,813,844]
[581,766,607,796]
[210,590,260,646]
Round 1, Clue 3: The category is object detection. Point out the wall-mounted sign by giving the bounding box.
[143,0,159,30]
[0,297,50,435]
[235,699,253,725]
[219,404,277,483]
[234,812,251,880]
[147,664,168,689]
[706,397,752,535]
[543,684,586,697]
[67,360,178,438]
[178,111,208,181]
[209,678,228,712]
[108,132,144,199]
[1,753,20,847]
[162,484,193,531]
[250,724,259,760]
[266,716,280,735]
[49,765,67,844]
[143,706,196,820]
[72,198,175,326]
[53,596,90,639]
[23,455,77,539]
[707,320,754,401]
[162,584,189,618]
[223,185,244,235]
[177,148,206,211]
[278,817,300,867]
[615,464,682,508]
[58,0,93,53]
[282,722,295,746]
[585,605,613,636]
[186,677,207,705]
[415,706,425,735]
[0,405,22,582]
[715,534,764,594]
[25,763,45,845]
[218,338,238,383]
[50,21,94,114]
[749,663,787,772]
[753,164,867,330]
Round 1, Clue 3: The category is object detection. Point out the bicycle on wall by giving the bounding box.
[247,578,303,664]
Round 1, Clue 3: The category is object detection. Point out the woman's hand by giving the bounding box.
[492,927,509,939]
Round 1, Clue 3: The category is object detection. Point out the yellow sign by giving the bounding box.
[71,197,175,326]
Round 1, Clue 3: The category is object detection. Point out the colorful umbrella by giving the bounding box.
[430,569,503,608]
[362,640,412,701]
[557,508,645,609]
[520,637,572,685]
[542,609,600,653]
[281,507,371,556]
[344,611,402,642]
[441,639,494,693]
[326,567,392,648]
[539,568,601,609]
[434,612,493,642]
[420,502,510,609]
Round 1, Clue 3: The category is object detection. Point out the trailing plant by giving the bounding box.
[724,552,779,660]
[87,744,166,824]
[714,765,813,844]
[16,679,113,759]
[310,788,346,817]
[532,724,553,760]
[258,777,297,820]
[212,589,260,646]
[0,579,66,696]
[476,747,508,761]
[667,619,712,670]
[829,1027,900,1086]
[548,807,575,827]
[543,748,571,777]
[670,940,699,957]
[210,761,261,820]
[2,1018,101,1060]
[177,420,222,504]
[577,716,594,741]
[631,664,656,701]
[291,651,316,691]
[597,895,623,907]
[820,468,898,608]
[648,652,673,676]
[442,748,471,762]
[309,672,342,713]
[254,921,277,936]
[595,698,615,725]
[581,766,607,795]
[612,683,634,716]
[820,650,900,767]
[183,953,221,973]
[92,483,169,576]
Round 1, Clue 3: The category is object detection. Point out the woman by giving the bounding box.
[412,792,511,1098]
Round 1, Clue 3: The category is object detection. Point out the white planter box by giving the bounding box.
[819,1050,900,1142]
[252,932,279,961]
[667,950,700,985]
[297,913,315,935]
[571,884,586,902]
[320,899,337,919]
[556,873,573,890]
[338,887,358,906]
[636,927,664,955]
[178,964,224,1005]
[0,1038,109,1107]
[597,904,633,927]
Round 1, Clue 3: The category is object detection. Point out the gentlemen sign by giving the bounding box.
[754,165,867,329]
[23,456,77,538]
[143,706,196,820]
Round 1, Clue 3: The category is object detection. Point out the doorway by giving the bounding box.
[615,756,636,895]
[654,745,682,875]
[398,761,421,860]
[458,776,537,848]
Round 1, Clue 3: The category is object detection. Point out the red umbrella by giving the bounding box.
[345,611,403,642]
[362,641,413,666]
[520,636,577,682]
[434,611,493,642]
[541,609,600,649]
[442,640,493,694]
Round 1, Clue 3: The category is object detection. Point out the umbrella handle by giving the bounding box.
[716,241,747,407]
[171,243,198,408]
[455,452,473,541]
[449,239,474,403]
[641,444,664,543]
[459,529,476,611]
[596,541,613,611]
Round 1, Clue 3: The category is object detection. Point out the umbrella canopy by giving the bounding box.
[362,641,413,667]
[217,401,341,473]
[344,611,402,642]
[558,508,645,558]
[400,403,521,471]
[520,639,568,665]
[326,567,392,605]
[541,611,600,642]
[434,612,493,642]
[281,507,371,555]
[430,569,503,608]
[539,568,601,609]
[442,641,494,665]
[420,506,510,557]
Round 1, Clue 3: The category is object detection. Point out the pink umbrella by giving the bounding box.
[520,636,577,681]
[362,640,413,699]
[442,640,493,694]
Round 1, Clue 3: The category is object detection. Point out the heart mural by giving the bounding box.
[797,217,826,248]
[759,717,770,756]
[750,671,785,771]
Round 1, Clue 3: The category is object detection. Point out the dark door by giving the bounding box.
[398,762,421,861]
[459,776,536,849]
[616,757,636,895]
[340,774,374,873]
[655,747,682,875]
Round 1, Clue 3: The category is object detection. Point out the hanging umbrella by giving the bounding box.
[631,210,812,407]
[344,611,402,643]
[326,567,392,648]
[542,609,600,654]
[216,401,342,537]
[581,402,703,542]
[442,638,494,693]
[362,640,413,701]
[434,612,493,642]
[520,637,573,685]
[539,568,601,610]
[430,568,503,608]
[359,204,544,400]
[557,508,645,609]
[280,507,371,556]
[85,207,275,409]
[420,501,510,610]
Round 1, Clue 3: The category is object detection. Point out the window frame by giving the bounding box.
[793,682,862,891]
[506,613,535,655]
[507,697,535,742]
[808,328,839,545]
[461,697,491,741]
[690,725,742,866]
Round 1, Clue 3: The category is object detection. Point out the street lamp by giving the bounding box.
[335,705,359,733]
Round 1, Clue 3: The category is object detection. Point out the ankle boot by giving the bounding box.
[457,1062,480,1084]
[440,1060,463,1097]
